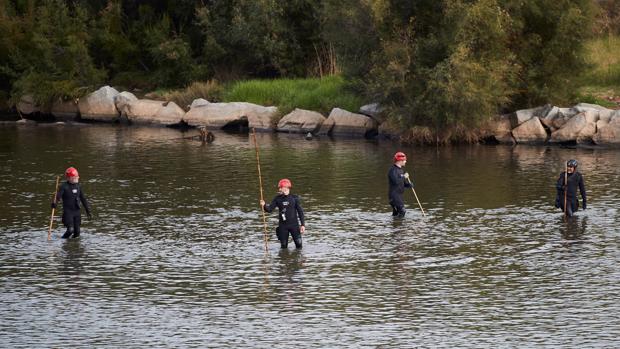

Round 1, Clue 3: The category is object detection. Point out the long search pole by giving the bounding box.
[252,128,269,252]
[564,162,568,219]
[48,176,60,240]
[407,177,426,216]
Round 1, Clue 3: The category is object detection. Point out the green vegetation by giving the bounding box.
[0,0,618,141]
[223,76,362,116]
[578,34,620,105]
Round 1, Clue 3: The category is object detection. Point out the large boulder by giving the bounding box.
[550,112,591,143]
[183,102,277,130]
[510,105,551,128]
[190,98,209,109]
[17,95,42,116]
[122,99,185,125]
[359,103,384,123]
[593,117,620,145]
[276,108,326,134]
[78,86,120,122]
[540,106,560,130]
[511,117,548,144]
[318,108,378,137]
[51,98,79,121]
[573,103,608,113]
[482,114,514,144]
[114,92,138,113]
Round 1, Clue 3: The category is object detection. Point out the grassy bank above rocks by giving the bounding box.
[161,75,364,117]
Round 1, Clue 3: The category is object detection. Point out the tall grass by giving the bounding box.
[223,75,363,115]
[582,34,620,88]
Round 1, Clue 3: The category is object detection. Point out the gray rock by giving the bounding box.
[277,108,326,134]
[51,98,79,121]
[550,113,588,143]
[190,98,210,109]
[123,99,184,125]
[183,102,277,131]
[318,108,378,137]
[17,95,41,115]
[359,103,384,123]
[511,117,548,144]
[593,117,620,145]
[510,105,550,128]
[78,86,120,122]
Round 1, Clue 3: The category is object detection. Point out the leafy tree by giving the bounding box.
[9,0,105,106]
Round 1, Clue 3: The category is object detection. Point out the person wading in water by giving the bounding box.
[555,159,587,217]
[51,167,92,238]
[260,179,306,249]
[388,152,412,218]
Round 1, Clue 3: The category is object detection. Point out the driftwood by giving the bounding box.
[172,126,215,143]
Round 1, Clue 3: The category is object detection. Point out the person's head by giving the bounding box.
[278,178,292,195]
[393,152,407,167]
[65,167,79,183]
[567,159,578,173]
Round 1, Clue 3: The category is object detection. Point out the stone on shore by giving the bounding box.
[318,108,378,137]
[51,98,79,121]
[79,86,120,122]
[276,108,326,134]
[483,114,514,144]
[183,102,277,130]
[511,117,548,144]
[593,117,620,145]
[122,99,185,125]
[359,103,384,123]
[16,95,42,116]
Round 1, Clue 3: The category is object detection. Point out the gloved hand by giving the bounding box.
[87,212,93,220]
[51,202,56,209]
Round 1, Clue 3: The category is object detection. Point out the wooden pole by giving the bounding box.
[48,176,60,240]
[564,162,568,219]
[407,178,426,216]
[252,128,269,252]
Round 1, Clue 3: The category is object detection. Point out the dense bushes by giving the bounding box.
[0,0,612,132]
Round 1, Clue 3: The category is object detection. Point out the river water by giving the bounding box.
[1,123,619,348]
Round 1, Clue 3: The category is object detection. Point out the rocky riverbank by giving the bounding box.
[12,85,620,146]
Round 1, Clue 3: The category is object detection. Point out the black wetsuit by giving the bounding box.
[388,164,412,217]
[555,171,586,217]
[55,181,91,238]
[263,194,305,248]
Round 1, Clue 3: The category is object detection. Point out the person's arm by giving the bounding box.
[79,187,92,218]
[295,196,305,233]
[579,174,587,209]
[52,184,63,208]
[261,196,277,213]
[404,172,413,188]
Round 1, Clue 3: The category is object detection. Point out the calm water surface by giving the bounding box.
[1,123,619,348]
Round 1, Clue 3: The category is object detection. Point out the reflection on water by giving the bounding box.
[1,124,619,348]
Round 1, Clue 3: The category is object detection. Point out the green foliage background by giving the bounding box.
[0,0,615,134]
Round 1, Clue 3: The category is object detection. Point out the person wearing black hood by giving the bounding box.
[51,167,92,238]
[555,159,587,217]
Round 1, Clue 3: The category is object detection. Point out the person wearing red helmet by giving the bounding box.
[51,167,92,238]
[259,178,306,249]
[388,152,412,218]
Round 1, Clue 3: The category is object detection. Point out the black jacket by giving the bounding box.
[556,171,586,208]
[55,181,91,215]
[388,164,412,203]
[263,194,305,227]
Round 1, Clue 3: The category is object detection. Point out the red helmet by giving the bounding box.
[393,152,407,162]
[65,167,79,178]
[278,178,292,188]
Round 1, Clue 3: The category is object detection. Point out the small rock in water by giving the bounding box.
[305,132,313,140]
